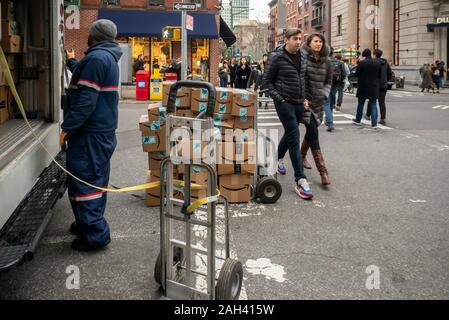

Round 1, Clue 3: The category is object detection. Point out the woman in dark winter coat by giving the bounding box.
[420,64,435,93]
[229,57,238,88]
[235,57,252,89]
[300,33,333,185]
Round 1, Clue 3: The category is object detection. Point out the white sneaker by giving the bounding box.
[295,179,314,200]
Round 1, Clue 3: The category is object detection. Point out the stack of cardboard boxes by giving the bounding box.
[0,1,21,125]
[139,82,257,206]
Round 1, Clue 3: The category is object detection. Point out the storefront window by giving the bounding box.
[151,38,173,75]
[129,37,151,72]
[191,39,210,81]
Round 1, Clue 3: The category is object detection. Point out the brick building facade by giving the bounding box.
[65,0,221,85]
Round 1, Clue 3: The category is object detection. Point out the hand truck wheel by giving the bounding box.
[256,177,282,204]
[215,258,243,300]
[154,246,184,285]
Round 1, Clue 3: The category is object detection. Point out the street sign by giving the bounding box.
[186,14,194,31]
[173,2,197,11]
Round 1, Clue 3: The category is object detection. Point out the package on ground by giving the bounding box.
[147,102,166,122]
[139,114,167,153]
[232,89,256,117]
[217,141,256,175]
[162,81,191,108]
[219,174,252,204]
[0,86,10,124]
[1,20,19,37]
[1,1,15,20]
[1,35,22,53]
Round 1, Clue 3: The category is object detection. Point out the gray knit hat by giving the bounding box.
[89,19,117,41]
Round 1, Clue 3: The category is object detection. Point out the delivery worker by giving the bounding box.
[61,19,122,251]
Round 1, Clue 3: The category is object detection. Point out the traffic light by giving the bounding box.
[162,26,181,41]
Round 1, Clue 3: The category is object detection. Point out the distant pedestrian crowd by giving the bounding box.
[419,60,447,93]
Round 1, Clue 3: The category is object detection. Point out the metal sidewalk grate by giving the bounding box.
[0,152,67,271]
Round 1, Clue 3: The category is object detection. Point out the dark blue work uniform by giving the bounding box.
[63,41,123,248]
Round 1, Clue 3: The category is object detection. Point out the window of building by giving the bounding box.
[337,15,342,36]
[102,0,120,7]
[191,39,210,81]
[149,0,164,7]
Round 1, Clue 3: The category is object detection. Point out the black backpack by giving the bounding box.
[331,58,344,83]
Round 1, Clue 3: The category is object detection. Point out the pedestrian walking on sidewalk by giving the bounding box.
[420,64,436,93]
[300,33,332,185]
[263,28,314,199]
[352,49,381,129]
[366,49,392,126]
[62,19,122,251]
[235,57,251,89]
[229,57,238,88]
[334,54,349,112]
[436,60,446,92]
[218,61,230,88]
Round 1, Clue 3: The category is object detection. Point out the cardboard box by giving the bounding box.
[216,88,233,104]
[213,114,234,131]
[0,86,10,124]
[234,116,254,130]
[176,139,214,164]
[139,115,167,153]
[148,151,168,172]
[1,35,21,53]
[231,128,256,143]
[232,89,256,117]
[147,102,166,122]
[217,141,256,175]
[1,20,19,37]
[0,70,7,86]
[177,165,209,186]
[162,81,191,108]
[175,109,194,118]
[191,88,210,102]
[6,54,16,70]
[219,174,252,204]
[1,2,15,20]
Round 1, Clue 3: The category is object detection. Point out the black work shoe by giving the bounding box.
[71,237,109,252]
[69,222,81,236]
[327,126,335,132]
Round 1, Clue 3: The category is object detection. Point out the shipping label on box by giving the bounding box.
[140,115,167,153]
[215,102,233,115]
[148,102,166,122]
[213,114,234,130]
[191,88,210,102]
[216,88,233,104]
[1,21,19,37]
[219,174,252,203]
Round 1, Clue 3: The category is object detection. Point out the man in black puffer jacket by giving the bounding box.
[263,28,313,200]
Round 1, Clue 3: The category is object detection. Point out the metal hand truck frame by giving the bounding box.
[154,81,243,300]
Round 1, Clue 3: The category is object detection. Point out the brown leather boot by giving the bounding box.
[312,149,331,185]
[301,140,312,170]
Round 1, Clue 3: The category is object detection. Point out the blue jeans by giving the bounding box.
[275,101,307,182]
[220,77,228,88]
[324,96,333,128]
[356,98,378,127]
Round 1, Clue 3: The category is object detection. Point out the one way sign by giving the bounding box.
[173,2,197,11]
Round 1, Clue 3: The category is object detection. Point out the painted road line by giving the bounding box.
[258,123,282,127]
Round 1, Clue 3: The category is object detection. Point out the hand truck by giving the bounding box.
[154,81,243,300]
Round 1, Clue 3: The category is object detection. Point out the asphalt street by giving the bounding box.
[0,88,448,300]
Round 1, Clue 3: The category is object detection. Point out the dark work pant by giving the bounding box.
[220,77,228,88]
[66,131,116,248]
[304,116,321,151]
[367,89,387,120]
[336,82,345,107]
[275,101,306,182]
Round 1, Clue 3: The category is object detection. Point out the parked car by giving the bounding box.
[346,65,396,91]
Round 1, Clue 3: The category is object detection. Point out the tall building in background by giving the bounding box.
[268,0,287,50]
[331,0,449,85]
[222,0,250,28]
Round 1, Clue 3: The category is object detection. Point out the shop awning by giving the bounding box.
[219,16,236,47]
[98,9,219,39]
[427,23,449,32]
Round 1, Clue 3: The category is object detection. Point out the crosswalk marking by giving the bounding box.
[433,105,449,110]
[256,109,393,130]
